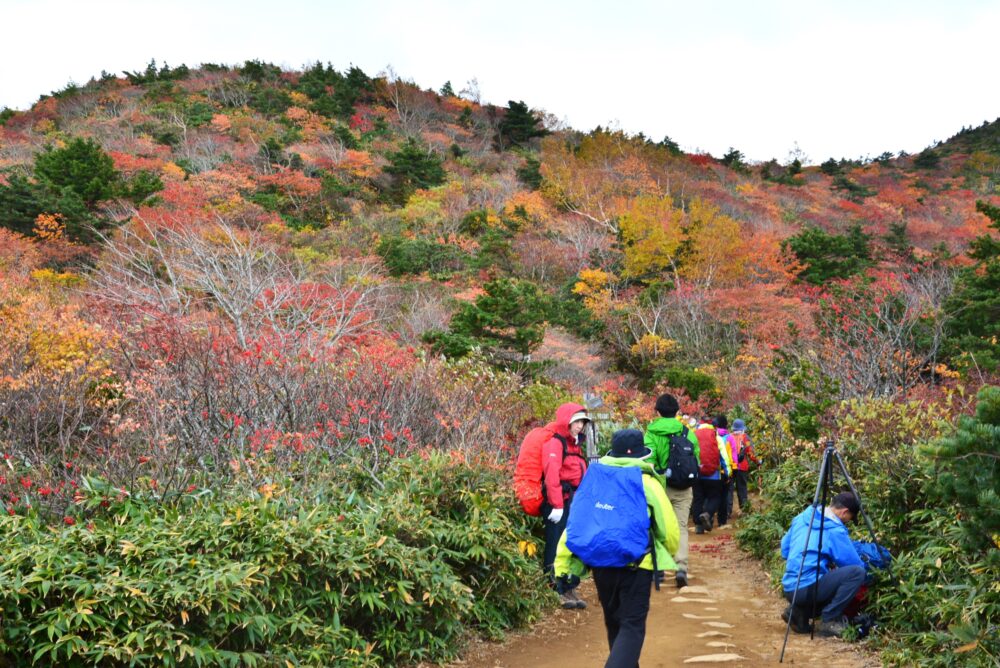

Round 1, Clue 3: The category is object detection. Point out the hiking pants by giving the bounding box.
[784,565,866,621]
[665,486,692,572]
[733,470,750,512]
[592,567,652,668]
[541,494,572,582]
[699,478,725,529]
[691,479,705,523]
[716,478,730,526]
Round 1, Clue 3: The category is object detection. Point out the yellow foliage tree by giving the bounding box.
[619,194,685,279]
[678,198,749,289]
[540,130,659,234]
[573,267,616,315]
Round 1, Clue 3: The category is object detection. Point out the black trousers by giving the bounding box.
[691,478,704,520]
[592,567,653,668]
[733,470,750,511]
[697,478,726,528]
[541,494,572,582]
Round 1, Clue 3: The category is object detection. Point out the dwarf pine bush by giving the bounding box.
[0,453,549,666]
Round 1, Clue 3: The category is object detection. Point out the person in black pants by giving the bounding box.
[693,418,727,532]
[554,429,680,668]
[592,567,653,667]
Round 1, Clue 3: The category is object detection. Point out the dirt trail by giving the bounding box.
[451,524,877,667]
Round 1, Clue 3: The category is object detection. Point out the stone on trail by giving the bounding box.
[696,631,732,638]
[682,613,722,619]
[683,653,744,663]
[678,585,711,595]
[671,596,718,603]
[702,621,735,628]
[706,641,735,648]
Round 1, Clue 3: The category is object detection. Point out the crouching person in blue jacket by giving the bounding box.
[781,491,866,637]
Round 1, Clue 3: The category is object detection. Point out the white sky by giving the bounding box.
[3,0,998,163]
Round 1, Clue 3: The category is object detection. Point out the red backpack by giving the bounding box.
[696,427,721,476]
[513,424,559,516]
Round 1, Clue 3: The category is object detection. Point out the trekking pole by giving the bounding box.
[779,443,833,663]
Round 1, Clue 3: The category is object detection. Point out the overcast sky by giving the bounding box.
[3,0,998,163]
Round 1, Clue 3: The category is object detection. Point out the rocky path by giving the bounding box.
[450,524,877,667]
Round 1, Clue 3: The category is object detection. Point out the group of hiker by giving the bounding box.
[518,394,872,667]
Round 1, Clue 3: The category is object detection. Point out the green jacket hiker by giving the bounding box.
[644,416,699,475]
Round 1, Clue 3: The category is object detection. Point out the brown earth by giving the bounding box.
[447,523,878,668]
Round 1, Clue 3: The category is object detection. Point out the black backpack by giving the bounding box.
[664,427,698,489]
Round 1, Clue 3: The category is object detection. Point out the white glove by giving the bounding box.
[547,507,564,524]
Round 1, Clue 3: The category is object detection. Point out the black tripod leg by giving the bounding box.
[779,446,832,662]
[831,448,892,578]
[810,447,833,638]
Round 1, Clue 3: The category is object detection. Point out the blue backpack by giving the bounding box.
[565,463,651,568]
[852,540,892,572]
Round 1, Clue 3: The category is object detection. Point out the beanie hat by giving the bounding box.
[713,415,729,430]
[609,429,652,459]
[655,393,680,417]
[732,419,746,433]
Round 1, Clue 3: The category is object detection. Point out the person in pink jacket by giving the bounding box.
[541,402,590,609]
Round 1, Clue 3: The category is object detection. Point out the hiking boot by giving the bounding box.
[561,589,586,609]
[698,512,712,532]
[675,571,689,588]
[817,616,848,638]
[781,605,812,634]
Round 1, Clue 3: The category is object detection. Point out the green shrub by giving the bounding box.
[34,137,119,206]
[782,224,872,285]
[382,139,446,205]
[652,366,719,402]
[376,235,467,276]
[520,382,575,422]
[0,454,549,666]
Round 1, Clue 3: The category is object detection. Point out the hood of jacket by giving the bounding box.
[552,402,587,439]
[647,416,687,438]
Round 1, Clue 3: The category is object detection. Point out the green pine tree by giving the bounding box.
[34,137,119,206]
[383,138,447,204]
[783,224,872,284]
[495,100,548,150]
[920,385,1000,555]
[945,200,1000,370]
[424,278,549,366]
[0,172,94,241]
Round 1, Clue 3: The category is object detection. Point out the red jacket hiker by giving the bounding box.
[542,402,589,509]
[731,431,758,472]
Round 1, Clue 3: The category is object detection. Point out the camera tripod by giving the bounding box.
[779,440,888,662]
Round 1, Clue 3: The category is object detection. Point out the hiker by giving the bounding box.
[780,491,866,637]
[541,402,591,609]
[554,429,680,668]
[692,417,729,532]
[728,419,758,515]
[713,415,738,524]
[644,393,700,588]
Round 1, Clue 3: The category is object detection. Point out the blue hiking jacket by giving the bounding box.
[781,505,864,592]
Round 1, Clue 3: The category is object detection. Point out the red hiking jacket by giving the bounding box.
[542,402,588,509]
